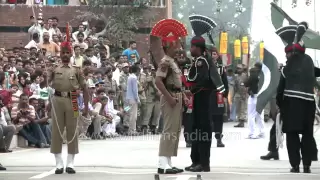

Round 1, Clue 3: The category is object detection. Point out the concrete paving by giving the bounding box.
[1,122,320,180]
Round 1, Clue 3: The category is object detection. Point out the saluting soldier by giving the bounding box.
[210,47,229,147]
[141,65,161,134]
[152,19,188,174]
[49,40,89,174]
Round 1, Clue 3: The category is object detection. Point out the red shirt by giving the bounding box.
[23,87,33,97]
[0,90,12,107]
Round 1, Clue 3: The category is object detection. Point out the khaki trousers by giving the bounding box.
[127,99,138,132]
[158,93,182,157]
[50,96,79,154]
[142,101,161,126]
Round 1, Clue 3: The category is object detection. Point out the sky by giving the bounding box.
[251,0,319,66]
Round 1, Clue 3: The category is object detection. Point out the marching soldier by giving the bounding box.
[276,22,316,173]
[210,47,229,147]
[152,19,187,174]
[49,40,89,174]
[234,64,248,128]
[185,14,226,172]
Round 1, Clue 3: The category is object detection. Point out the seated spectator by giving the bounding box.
[29,98,51,146]
[92,88,106,105]
[92,95,112,139]
[0,83,19,108]
[11,94,48,148]
[0,96,15,153]
[101,90,123,137]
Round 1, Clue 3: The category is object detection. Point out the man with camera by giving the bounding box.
[11,94,48,148]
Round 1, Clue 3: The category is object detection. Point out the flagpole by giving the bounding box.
[314,0,318,66]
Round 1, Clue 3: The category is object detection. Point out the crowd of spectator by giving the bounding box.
[0,15,164,158]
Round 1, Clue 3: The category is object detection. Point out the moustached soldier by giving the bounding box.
[151,19,188,174]
[48,23,89,175]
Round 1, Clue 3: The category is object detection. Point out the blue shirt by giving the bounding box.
[126,74,140,103]
[122,48,140,65]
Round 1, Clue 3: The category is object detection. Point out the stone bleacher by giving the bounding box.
[9,135,28,149]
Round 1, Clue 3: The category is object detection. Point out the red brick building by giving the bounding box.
[0,4,168,58]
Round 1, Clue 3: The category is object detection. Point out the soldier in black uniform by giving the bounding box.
[210,47,228,147]
[276,22,316,173]
[185,14,226,172]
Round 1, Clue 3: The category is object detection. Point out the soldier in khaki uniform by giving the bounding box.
[49,41,89,175]
[137,69,147,132]
[141,65,161,134]
[104,68,120,109]
[234,64,248,128]
[152,19,187,174]
[119,63,130,132]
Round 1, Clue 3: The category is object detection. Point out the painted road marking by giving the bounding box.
[0,170,318,177]
[29,168,55,179]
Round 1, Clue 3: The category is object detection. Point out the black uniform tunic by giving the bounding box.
[187,56,214,167]
[277,53,316,167]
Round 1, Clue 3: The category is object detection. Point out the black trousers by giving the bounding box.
[268,122,278,152]
[190,90,212,167]
[212,115,223,139]
[286,132,314,167]
[183,108,193,144]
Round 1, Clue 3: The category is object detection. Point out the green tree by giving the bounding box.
[77,0,154,46]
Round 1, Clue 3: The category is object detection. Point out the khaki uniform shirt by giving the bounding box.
[138,72,147,102]
[156,55,182,89]
[51,64,86,92]
[145,75,159,103]
[234,72,248,98]
[104,78,119,105]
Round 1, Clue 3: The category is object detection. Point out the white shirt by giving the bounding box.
[25,40,40,49]
[0,110,7,126]
[88,56,101,68]
[106,98,119,116]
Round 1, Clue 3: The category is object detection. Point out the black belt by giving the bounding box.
[169,88,182,93]
[54,91,71,98]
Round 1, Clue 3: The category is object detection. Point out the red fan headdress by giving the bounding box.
[150,19,188,47]
[60,22,72,52]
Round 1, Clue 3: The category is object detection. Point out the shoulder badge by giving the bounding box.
[160,63,168,72]
[196,60,202,67]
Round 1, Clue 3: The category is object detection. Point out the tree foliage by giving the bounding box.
[77,0,154,44]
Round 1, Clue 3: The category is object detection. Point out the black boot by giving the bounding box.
[303,166,311,173]
[260,151,279,160]
[215,134,225,148]
[290,166,300,173]
[185,164,196,171]
[150,125,157,135]
[141,125,148,135]
[234,120,244,128]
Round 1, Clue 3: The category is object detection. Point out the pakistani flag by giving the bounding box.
[253,3,286,114]
[270,2,320,50]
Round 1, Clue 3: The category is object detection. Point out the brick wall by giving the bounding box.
[0,4,168,57]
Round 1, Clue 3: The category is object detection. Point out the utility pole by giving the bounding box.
[314,0,318,66]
